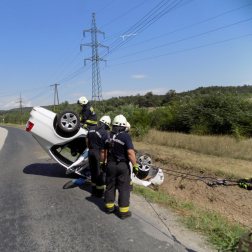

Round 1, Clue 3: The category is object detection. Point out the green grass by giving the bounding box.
[0,123,26,129]
[133,185,250,251]
[142,129,252,161]
[133,184,195,211]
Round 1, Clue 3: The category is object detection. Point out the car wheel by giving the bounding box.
[57,110,80,133]
[135,151,152,172]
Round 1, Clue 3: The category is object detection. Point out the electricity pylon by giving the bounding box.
[17,93,24,124]
[80,13,109,109]
[50,84,60,111]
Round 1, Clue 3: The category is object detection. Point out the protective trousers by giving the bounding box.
[104,160,131,216]
[88,149,104,196]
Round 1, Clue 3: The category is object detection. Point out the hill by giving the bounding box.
[1,85,252,115]
[0,105,51,116]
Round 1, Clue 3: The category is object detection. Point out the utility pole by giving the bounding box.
[80,13,109,109]
[17,93,24,124]
[50,84,60,111]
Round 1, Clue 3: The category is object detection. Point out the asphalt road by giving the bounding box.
[0,126,211,252]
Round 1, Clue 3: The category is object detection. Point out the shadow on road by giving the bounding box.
[85,195,120,218]
[23,163,79,179]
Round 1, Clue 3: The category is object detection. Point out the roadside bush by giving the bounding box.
[3,114,9,123]
[132,107,150,127]
[131,124,150,138]
[105,104,137,123]
[149,92,252,137]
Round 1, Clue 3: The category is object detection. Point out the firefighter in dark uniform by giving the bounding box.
[77,96,97,130]
[100,115,139,219]
[125,122,133,191]
[86,115,111,197]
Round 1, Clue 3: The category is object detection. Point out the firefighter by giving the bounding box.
[100,115,139,219]
[125,122,133,192]
[125,122,130,133]
[86,115,111,197]
[77,96,97,130]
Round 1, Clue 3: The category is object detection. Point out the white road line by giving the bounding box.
[0,127,8,151]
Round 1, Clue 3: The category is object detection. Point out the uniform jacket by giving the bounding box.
[80,102,97,124]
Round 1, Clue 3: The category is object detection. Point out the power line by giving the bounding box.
[18,1,252,106]
[0,86,50,98]
[40,38,85,85]
[108,17,252,61]
[104,0,176,52]
[100,0,192,58]
[108,33,252,67]
[1,0,187,102]
[100,0,150,29]
[96,0,116,14]
[110,2,252,52]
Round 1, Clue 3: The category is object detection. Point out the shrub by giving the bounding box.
[150,92,252,136]
[131,124,150,138]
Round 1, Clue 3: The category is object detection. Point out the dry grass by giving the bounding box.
[140,129,252,161]
[147,107,164,112]
[0,123,26,129]
[134,142,252,179]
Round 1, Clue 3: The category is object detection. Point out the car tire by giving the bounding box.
[57,110,80,133]
[135,151,152,173]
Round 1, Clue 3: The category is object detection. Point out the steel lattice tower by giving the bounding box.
[80,13,108,107]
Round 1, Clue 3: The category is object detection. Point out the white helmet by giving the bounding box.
[125,122,130,132]
[112,115,127,127]
[100,115,111,127]
[77,96,88,105]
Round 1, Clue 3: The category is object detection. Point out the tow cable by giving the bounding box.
[142,162,252,190]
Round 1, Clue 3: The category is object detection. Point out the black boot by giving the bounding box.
[120,211,131,219]
[106,207,116,214]
[91,186,97,196]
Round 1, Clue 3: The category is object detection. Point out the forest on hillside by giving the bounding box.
[1,85,252,116]
[1,85,252,138]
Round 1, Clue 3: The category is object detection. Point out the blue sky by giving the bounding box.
[0,0,252,110]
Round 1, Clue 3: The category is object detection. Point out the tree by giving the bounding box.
[162,90,179,105]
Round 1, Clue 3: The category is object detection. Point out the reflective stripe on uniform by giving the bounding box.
[92,182,96,186]
[86,120,97,124]
[119,207,129,213]
[96,185,105,190]
[130,181,133,185]
[105,202,115,208]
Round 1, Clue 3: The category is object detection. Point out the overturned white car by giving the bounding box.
[26,106,164,187]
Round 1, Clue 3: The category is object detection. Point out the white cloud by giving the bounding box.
[26,101,32,107]
[103,88,167,98]
[3,101,16,108]
[77,81,86,85]
[131,75,148,79]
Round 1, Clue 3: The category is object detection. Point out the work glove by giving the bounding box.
[100,162,107,173]
[238,178,252,190]
[133,165,139,176]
